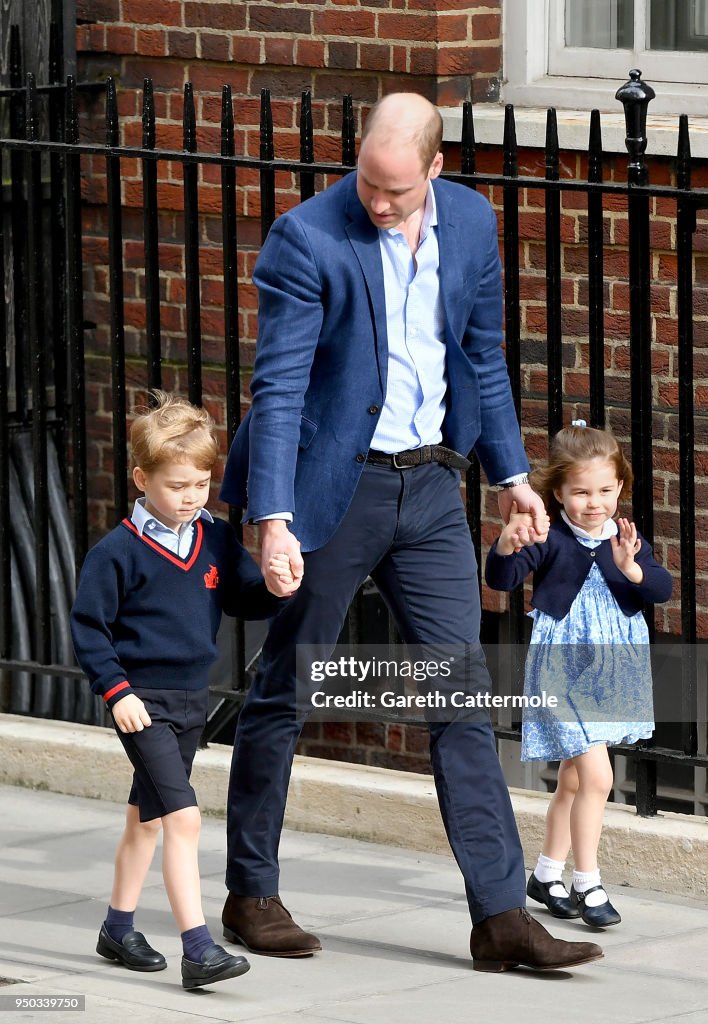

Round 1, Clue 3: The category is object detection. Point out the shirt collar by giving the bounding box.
[561,508,618,542]
[131,496,214,537]
[383,182,437,242]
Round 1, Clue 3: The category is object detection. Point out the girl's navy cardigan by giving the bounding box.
[485,518,672,620]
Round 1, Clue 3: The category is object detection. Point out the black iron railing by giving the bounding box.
[1,64,707,815]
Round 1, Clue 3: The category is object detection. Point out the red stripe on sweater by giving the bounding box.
[104,680,130,702]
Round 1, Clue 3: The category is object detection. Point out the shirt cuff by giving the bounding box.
[252,513,294,523]
[496,473,529,488]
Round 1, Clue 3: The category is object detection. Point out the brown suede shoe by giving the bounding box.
[470,908,604,972]
[222,894,322,957]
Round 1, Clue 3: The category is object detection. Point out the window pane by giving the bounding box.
[649,0,708,51]
[565,0,634,48]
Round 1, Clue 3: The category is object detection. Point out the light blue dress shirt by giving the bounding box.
[131,496,214,558]
[370,185,446,453]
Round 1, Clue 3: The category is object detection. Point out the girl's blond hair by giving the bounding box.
[530,424,633,521]
[130,390,218,473]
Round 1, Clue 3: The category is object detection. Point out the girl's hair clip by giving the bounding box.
[571,419,587,428]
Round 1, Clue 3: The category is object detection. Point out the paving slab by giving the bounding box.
[0,786,707,1024]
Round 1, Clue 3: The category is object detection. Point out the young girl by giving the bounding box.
[485,421,672,928]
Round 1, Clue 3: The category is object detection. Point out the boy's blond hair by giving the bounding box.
[130,390,218,473]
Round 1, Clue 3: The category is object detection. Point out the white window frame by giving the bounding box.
[503,0,708,117]
[549,0,708,84]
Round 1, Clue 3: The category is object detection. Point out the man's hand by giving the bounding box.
[259,520,304,596]
[112,693,152,734]
[498,483,547,536]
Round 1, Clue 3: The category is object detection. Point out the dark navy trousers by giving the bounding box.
[226,461,527,923]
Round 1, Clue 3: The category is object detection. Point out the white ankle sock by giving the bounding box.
[535,854,569,897]
[573,868,608,907]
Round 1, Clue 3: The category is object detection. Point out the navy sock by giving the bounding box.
[181,924,215,963]
[104,906,135,943]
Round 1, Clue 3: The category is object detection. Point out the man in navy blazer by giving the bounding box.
[220,93,603,972]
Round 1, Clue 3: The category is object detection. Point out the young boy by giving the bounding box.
[71,391,289,990]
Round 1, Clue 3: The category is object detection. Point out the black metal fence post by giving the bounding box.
[616,69,657,815]
[259,88,275,242]
[676,115,698,761]
[0,148,9,667]
[183,82,202,407]
[105,77,128,521]
[460,100,482,584]
[25,75,52,694]
[64,75,87,574]
[142,78,162,395]
[545,108,563,437]
[9,26,27,418]
[587,109,606,428]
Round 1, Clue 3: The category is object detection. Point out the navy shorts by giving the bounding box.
[113,686,209,823]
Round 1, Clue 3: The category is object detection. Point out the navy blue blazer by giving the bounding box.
[485,519,673,619]
[221,173,529,552]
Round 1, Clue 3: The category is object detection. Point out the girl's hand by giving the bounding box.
[496,501,551,555]
[268,552,295,586]
[610,517,644,583]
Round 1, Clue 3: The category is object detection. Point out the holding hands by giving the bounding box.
[260,520,304,596]
[610,517,644,584]
[496,500,551,556]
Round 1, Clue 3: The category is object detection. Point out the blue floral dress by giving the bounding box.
[521,522,655,762]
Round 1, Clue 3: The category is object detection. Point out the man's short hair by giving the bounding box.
[361,93,443,170]
[130,390,219,473]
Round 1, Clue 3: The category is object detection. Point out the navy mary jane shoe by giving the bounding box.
[526,873,581,920]
[569,884,622,927]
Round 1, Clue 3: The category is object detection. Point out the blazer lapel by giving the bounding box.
[433,180,466,346]
[344,187,388,396]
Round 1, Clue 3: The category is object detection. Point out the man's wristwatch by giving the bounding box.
[497,473,529,489]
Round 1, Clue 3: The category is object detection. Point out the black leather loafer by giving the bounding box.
[526,873,580,919]
[570,885,622,927]
[181,944,251,990]
[96,924,167,971]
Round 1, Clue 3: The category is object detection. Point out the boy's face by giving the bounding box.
[133,459,212,533]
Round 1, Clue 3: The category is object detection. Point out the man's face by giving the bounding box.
[356,140,442,231]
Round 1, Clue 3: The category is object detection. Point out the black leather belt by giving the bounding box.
[366,445,471,472]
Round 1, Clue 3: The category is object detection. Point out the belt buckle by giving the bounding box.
[391,451,409,469]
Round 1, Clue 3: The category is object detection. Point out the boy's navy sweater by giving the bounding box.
[71,517,280,709]
[485,518,672,619]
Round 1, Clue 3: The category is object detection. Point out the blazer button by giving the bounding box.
[356,453,366,463]
[368,404,379,414]
[590,551,596,557]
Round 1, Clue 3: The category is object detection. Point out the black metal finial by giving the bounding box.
[616,68,655,185]
[221,85,234,158]
[461,100,476,176]
[260,88,274,161]
[105,77,119,147]
[341,94,355,167]
[300,90,313,164]
[142,78,155,149]
[183,83,196,152]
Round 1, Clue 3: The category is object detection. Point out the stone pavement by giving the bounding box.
[1,785,707,1024]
